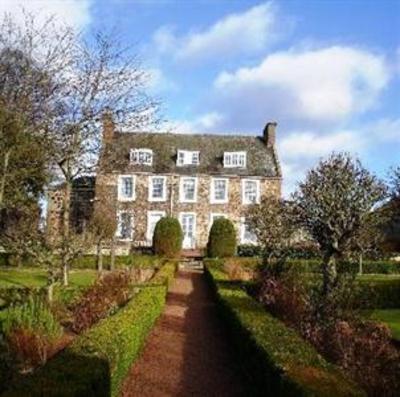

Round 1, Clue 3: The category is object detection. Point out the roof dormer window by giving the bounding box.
[177,150,200,166]
[130,148,153,165]
[223,151,246,168]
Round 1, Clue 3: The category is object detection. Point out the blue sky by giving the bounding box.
[3,0,400,195]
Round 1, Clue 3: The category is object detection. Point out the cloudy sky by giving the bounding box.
[2,0,399,195]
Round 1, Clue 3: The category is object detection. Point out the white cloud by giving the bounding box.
[0,0,92,30]
[280,130,363,158]
[213,46,389,126]
[147,68,178,93]
[153,2,285,62]
[167,112,225,134]
[278,129,365,195]
[364,117,400,143]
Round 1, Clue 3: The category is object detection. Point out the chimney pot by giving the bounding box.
[263,121,277,147]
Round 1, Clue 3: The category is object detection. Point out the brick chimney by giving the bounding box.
[102,109,115,143]
[263,121,277,147]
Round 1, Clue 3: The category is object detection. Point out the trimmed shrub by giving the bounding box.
[153,217,183,257]
[3,262,176,397]
[72,254,161,269]
[357,277,400,309]
[204,265,365,397]
[207,218,237,258]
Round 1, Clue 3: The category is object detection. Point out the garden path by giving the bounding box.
[120,268,247,397]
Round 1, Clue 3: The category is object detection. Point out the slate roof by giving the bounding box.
[99,131,281,178]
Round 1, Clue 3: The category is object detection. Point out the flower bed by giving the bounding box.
[205,265,365,397]
[2,261,177,397]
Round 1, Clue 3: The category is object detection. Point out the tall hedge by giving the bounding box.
[207,218,237,258]
[153,217,183,257]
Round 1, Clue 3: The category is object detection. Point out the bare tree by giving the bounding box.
[293,153,386,294]
[246,195,297,273]
[89,185,117,272]
[0,11,161,285]
[50,30,161,285]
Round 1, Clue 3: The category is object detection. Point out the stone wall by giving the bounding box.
[96,172,281,250]
[46,187,66,242]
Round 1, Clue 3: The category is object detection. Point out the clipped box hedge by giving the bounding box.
[205,266,365,397]
[0,253,162,269]
[357,277,400,309]
[3,261,177,397]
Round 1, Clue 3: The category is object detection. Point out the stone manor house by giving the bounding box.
[47,115,282,252]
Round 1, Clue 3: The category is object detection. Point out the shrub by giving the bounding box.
[2,297,62,370]
[0,287,47,310]
[3,262,176,397]
[207,218,236,258]
[153,217,183,257]
[70,270,134,333]
[205,265,365,397]
[0,252,10,266]
[257,269,400,395]
[72,254,162,269]
[357,277,400,309]
[237,244,262,257]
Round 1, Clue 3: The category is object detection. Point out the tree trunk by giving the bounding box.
[47,283,54,303]
[322,252,337,295]
[61,180,72,286]
[62,262,69,286]
[358,253,363,275]
[110,235,116,271]
[0,149,11,209]
[97,239,103,272]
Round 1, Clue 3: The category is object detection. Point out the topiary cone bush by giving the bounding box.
[153,216,183,258]
[207,218,237,258]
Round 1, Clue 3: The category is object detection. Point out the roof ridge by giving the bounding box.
[115,130,262,139]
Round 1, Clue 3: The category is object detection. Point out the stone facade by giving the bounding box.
[47,118,282,251]
[96,172,281,250]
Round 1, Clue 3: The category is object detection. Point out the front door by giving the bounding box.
[147,211,165,244]
[180,213,196,249]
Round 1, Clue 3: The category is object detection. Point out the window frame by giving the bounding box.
[210,177,229,204]
[223,151,247,168]
[242,179,261,205]
[240,217,258,245]
[116,210,134,241]
[177,150,200,166]
[179,176,198,203]
[117,175,136,202]
[148,175,167,202]
[130,148,153,166]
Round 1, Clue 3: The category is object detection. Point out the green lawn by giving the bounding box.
[368,309,400,341]
[0,268,97,288]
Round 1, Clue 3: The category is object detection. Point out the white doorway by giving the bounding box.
[147,211,166,244]
[179,212,196,249]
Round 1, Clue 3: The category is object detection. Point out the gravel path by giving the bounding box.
[120,269,247,397]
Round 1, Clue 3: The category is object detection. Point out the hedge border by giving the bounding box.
[204,265,365,397]
[0,253,162,270]
[3,261,177,397]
